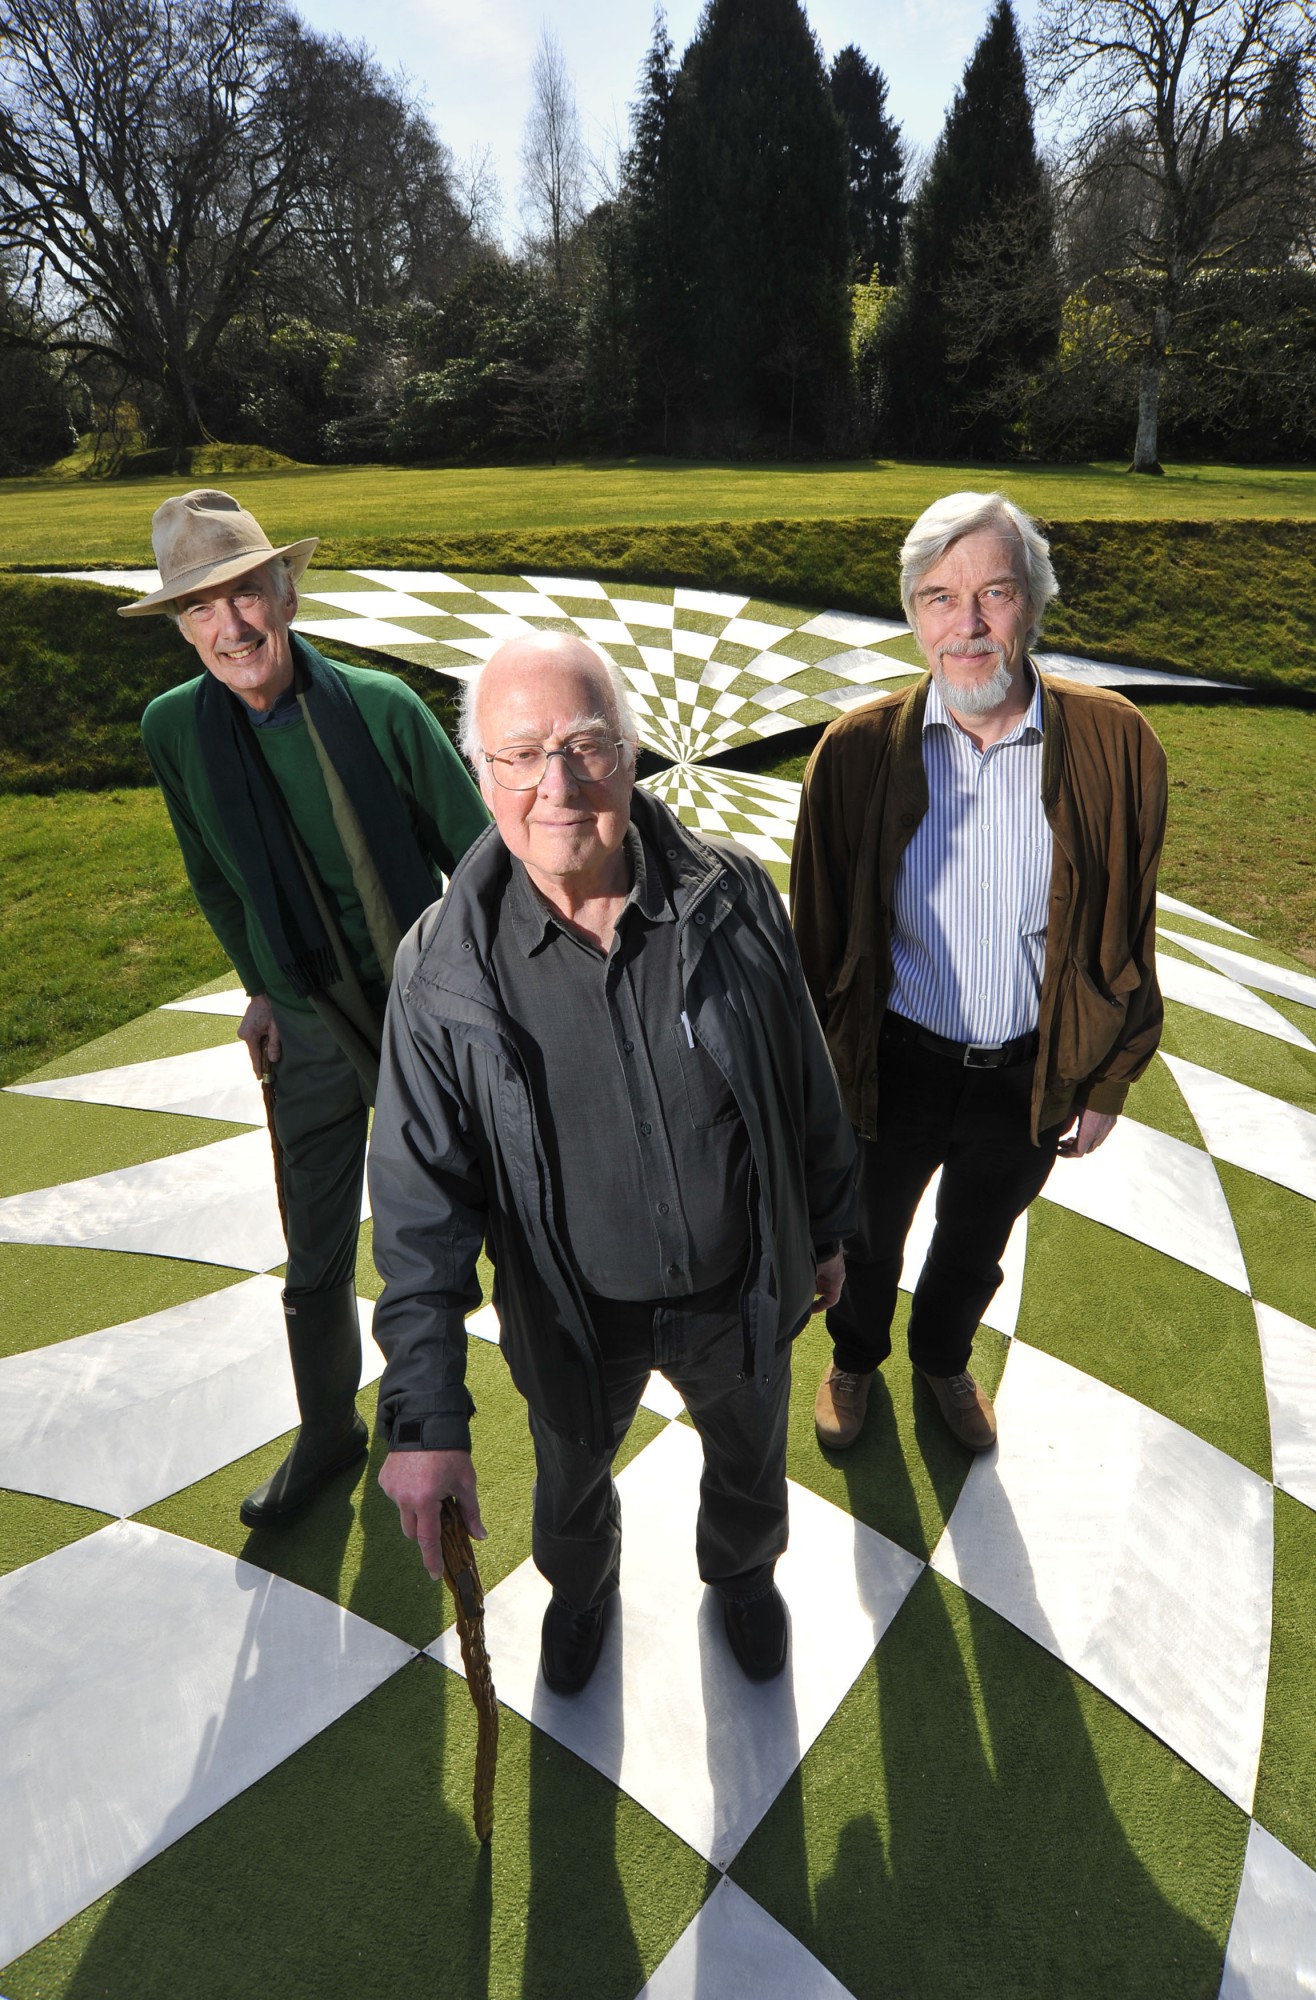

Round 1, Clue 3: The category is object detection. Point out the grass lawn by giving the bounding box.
[2,456,1314,567]
[1152,703,1316,967]
[0,789,229,1086]
[3,696,1312,1088]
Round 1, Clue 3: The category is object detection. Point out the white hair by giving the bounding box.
[900,491,1058,647]
[459,640,641,770]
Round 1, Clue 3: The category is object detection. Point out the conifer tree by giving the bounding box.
[620,9,691,448]
[883,0,1058,456]
[669,0,851,447]
[829,45,906,282]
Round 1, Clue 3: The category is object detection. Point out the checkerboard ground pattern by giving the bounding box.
[299,568,922,761]
[2,574,1315,1997]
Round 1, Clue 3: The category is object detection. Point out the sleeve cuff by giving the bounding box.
[377,1388,476,1455]
[381,1412,473,1454]
[1083,1078,1129,1116]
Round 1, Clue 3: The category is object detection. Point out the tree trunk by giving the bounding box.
[1131,357,1163,473]
[1131,310,1168,474]
[159,356,207,457]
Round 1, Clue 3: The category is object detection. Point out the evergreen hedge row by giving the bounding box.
[312,515,1312,697]
[2,514,1309,792]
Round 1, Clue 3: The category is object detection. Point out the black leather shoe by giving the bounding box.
[723,1584,788,1681]
[540,1593,610,1694]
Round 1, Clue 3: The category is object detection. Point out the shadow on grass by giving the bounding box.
[737,1353,1248,1998]
[523,1612,647,2000]
[27,1654,494,2000]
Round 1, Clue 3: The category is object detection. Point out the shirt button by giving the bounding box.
[657,1201,669,1215]
[623,1040,634,1054]
[667,1263,682,1279]
[639,1120,652,1136]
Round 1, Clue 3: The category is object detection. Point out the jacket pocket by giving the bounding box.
[825,951,860,1005]
[1051,956,1134,1084]
[671,1021,739,1129]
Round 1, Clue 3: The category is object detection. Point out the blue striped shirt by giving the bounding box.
[888,672,1052,1044]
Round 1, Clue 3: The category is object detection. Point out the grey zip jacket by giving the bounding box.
[368,785,857,1457]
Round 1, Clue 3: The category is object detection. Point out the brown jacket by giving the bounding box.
[790,670,1168,1143]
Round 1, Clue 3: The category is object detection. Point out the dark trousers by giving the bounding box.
[270,1004,371,1296]
[827,1029,1063,1378]
[528,1286,791,1613]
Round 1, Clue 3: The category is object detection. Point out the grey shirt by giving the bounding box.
[489,825,752,1301]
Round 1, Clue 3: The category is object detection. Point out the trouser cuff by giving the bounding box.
[713,1562,776,1605]
[908,1336,975,1377]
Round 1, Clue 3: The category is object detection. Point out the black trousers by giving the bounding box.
[528,1284,791,1613]
[270,1004,371,1296]
[827,1029,1063,1378]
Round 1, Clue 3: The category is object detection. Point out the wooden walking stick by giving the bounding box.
[260,1069,289,1242]
[441,1495,498,1843]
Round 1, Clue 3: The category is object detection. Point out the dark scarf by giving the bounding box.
[196,640,438,998]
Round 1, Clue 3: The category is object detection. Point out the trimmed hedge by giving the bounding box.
[2,512,1310,792]
[309,515,1314,697]
[0,575,461,795]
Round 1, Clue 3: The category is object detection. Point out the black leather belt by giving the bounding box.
[881,1011,1039,1069]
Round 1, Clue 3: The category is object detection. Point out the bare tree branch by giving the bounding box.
[1031,0,1316,467]
[0,0,476,445]
[519,27,585,282]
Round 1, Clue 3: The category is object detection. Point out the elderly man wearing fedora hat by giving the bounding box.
[126,489,489,1528]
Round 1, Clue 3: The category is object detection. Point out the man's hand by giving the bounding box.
[813,1249,846,1311]
[379,1448,486,1580]
[1056,1108,1118,1159]
[237,994,281,1077]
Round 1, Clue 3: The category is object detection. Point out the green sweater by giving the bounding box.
[141,643,489,1011]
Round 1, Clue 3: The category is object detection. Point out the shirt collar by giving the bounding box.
[243,680,301,730]
[504,821,671,958]
[923,661,1043,745]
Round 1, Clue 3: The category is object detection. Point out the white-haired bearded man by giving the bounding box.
[368,631,855,1692]
[792,491,1167,1454]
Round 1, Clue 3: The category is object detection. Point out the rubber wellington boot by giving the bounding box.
[239,1282,369,1528]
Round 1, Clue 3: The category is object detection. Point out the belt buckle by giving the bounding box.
[963,1042,1003,1069]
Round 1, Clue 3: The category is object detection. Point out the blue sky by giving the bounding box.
[297,0,1043,243]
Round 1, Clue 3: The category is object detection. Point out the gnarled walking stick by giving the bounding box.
[260,1070,288,1243]
[441,1495,497,1842]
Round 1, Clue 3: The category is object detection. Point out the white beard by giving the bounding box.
[933,648,1015,717]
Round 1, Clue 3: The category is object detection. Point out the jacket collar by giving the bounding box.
[895,665,1062,809]
[405,783,731,1027]
[503,822,672,959]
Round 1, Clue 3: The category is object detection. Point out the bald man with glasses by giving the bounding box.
[368,632,855,1692]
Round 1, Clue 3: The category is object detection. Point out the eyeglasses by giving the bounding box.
[179,587,267,625]
[484,737,625,791]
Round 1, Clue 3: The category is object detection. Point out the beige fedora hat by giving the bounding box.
[116,488,319,616]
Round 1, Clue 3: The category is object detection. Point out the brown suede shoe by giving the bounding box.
[814,1362,877,1449]
[916,1368,997,1451]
